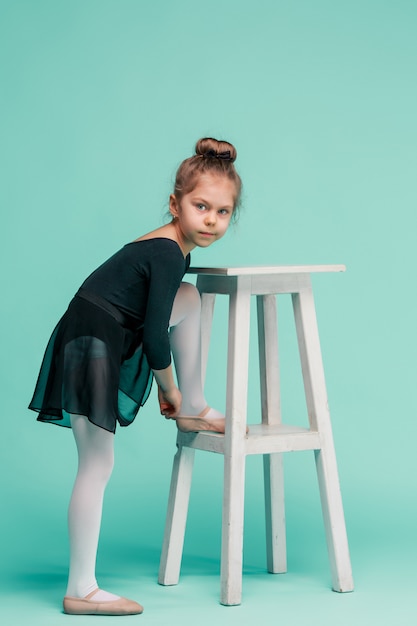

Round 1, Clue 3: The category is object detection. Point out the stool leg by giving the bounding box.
[292,287,354,592]
[220,277,251,606]
[263,453,286,573]
[221,452,247,605]
[158,444,195,585]
[257,295,287,574]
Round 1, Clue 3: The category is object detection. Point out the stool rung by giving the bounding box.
[177,424,321,455]
[246,424,320,454]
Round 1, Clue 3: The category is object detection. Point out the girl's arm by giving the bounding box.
[153,365,182,418]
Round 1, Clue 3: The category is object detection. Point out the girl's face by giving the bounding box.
[169,173,236,254]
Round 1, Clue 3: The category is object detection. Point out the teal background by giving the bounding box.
[1,1,416,624]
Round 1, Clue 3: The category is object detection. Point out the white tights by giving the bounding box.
[66,282,220,598]
[66,413,115,598]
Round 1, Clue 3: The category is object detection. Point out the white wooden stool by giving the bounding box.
[158,265,354,606]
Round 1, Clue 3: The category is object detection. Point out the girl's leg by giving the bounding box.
[66,413,116,599]
[169,282,225,432]
[64,414,143,615]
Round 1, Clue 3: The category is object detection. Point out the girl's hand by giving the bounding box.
[158,385,182,419]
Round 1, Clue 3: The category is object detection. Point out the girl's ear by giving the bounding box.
[169,194,180,219]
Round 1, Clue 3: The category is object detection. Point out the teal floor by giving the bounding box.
[2,528,415,626]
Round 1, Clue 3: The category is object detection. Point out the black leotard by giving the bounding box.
[79,238,190,370]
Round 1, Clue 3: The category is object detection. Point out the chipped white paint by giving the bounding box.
[159,266,353,605]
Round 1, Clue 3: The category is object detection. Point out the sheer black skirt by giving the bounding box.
[28,291,153,433]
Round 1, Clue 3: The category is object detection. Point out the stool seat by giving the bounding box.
[158,265,354,605]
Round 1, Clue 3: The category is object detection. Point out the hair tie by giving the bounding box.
[203,149,232,161]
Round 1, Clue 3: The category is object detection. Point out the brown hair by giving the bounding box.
[173,138,242,218]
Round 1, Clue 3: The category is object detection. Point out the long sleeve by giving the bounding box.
[141,247,187,369]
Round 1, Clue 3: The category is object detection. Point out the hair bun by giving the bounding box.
[195,137,237,163]
[172,136,242,212]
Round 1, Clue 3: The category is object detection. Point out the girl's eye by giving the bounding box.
[196,203,206,211]
[218,208,230,216]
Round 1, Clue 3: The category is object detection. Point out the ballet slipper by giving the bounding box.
[175,408,250,434]
[175,406,226,433]
[63,588,144,615]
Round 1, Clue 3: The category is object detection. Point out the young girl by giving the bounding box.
[29,137,242,615]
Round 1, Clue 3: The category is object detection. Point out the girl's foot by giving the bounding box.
[175,406,226,433]
[63,588,144,615]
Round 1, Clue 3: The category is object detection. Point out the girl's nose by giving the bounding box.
[205,210,216,225]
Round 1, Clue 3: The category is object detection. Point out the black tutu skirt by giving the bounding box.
[28,290,153,433]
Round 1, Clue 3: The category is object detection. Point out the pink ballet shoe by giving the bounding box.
[175,407,226,433]
[63,588,144,615]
